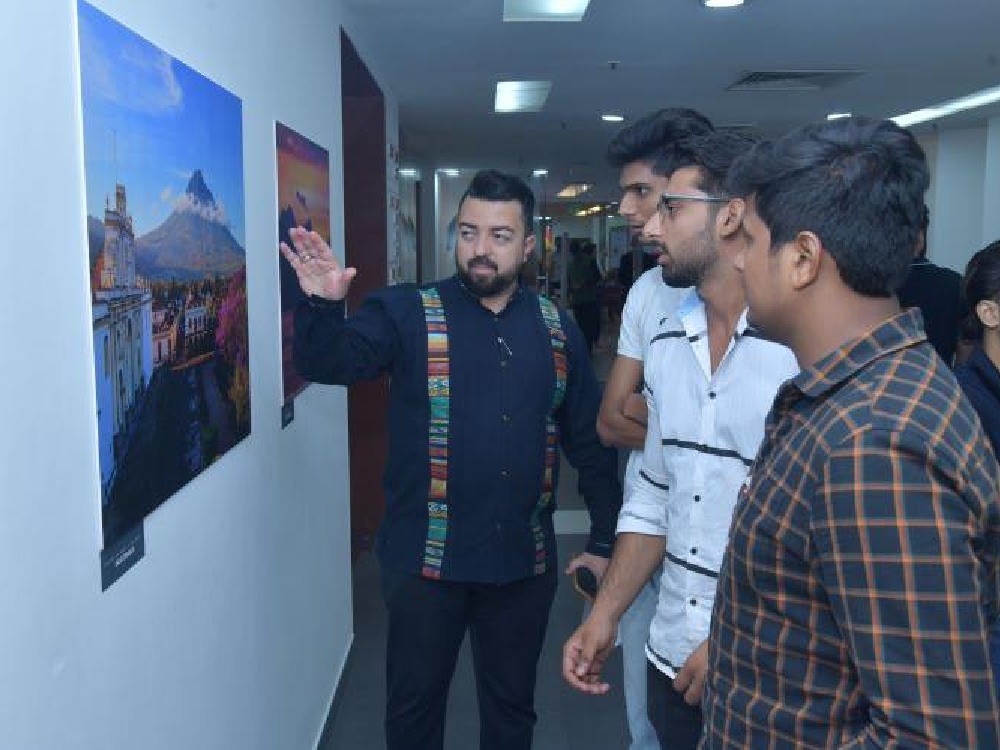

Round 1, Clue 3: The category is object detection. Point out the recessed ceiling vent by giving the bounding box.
[728,70,860,92]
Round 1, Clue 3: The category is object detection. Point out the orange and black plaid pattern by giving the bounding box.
[702,309,1000,749]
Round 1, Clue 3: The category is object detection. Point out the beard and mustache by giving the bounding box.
[456,257,523,298]
[649,228,716,289]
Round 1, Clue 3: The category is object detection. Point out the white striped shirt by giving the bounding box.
[616,288,798,678]
[615,268,690,504]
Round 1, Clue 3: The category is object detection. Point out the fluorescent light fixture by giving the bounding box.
[601,113,625,123]
[398,168,419,177]
[556,183,591,198]
[892,83,1000,128]
[533,168,549,177]
[574,209,589,217]
[495,80,552,113]
[440,169,461,177]
[503,0,592,22]
[703,0,745,7]
[826,112,852,121]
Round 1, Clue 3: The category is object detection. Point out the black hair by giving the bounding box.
[726,117,930,297]
[606,108,715,169]
[459,169,535,233]
[963,239,1000,340]
[653,131,758,194]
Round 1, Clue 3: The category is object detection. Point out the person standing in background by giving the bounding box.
[897,204,965,364]
[955,237,1000,697]
[569,240,603,356]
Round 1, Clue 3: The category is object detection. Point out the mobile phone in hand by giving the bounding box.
[573,567,599,601]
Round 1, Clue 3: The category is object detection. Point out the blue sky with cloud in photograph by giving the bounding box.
[78,1,245,246]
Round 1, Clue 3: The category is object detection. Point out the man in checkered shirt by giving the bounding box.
[703,116,1000,749]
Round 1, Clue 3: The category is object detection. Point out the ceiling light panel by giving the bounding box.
[495,80,552,113]
[503,0,592,22]
[556,183,591,198]
[892,84,1000,128]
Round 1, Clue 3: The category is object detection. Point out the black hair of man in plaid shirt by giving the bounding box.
[701,117,1000,749]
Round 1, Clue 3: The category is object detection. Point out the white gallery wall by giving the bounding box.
[922,116,1000,272]
[0,0,368,747]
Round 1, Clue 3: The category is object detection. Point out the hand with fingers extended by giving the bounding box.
[279,226,357,301]
[673,638,709,707]
[561,611,617,696]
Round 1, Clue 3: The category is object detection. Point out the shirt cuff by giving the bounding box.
[305,294,343,311]
[585,537,614,558]
[615,512,666,537]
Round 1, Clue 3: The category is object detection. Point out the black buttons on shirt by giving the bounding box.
[502,414,510,422]
[709,391,717,399]
[689,598,697,607]
[691,548,698,555]
[694,495,701,502]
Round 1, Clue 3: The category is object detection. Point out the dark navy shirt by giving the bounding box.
[956,346,1000,457]
[294,275,621,584]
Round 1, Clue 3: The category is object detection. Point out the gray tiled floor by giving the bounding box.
[317,536,629,750]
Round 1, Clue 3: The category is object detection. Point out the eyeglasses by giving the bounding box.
[657,192,730,215]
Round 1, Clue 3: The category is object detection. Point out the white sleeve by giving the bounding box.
[615,392,668,537]
[617,277,648,360]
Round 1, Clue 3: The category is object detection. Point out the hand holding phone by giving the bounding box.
[573,566,599,601]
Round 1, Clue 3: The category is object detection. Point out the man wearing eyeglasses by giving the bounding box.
[587,108,714,750]
[562,131,797,750]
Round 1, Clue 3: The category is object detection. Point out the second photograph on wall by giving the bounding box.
[276,121,331,417]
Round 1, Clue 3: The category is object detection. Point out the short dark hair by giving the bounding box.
[654,131,758,195]
[727,117,930,297]
[963,238,1000,340]
[606,108,715,169]
[459,169,535,233]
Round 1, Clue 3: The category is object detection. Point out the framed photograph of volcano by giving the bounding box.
[276,122,330,413]
[78,0,250,553]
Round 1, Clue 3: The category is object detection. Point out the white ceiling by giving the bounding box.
[344,0,1000,203]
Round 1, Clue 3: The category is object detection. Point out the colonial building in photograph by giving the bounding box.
[91,183,153,504]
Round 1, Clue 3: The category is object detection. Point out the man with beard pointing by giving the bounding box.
[281,168,621,750]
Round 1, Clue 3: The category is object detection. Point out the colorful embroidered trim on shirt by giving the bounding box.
[417,289,568,579]
[420,287,449,579]
[534,295,568,574]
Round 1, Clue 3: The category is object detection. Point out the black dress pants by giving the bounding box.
[647,661,704,750]
[380,565,558,750]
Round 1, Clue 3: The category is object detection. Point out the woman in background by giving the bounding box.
[955,237,1000,695]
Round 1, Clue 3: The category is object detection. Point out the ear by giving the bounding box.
[786,230,823,291]
[523,232,537,261]
[976,299,1000,329]
[716,198,745,240]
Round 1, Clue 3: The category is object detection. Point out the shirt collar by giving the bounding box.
[676,287,752,339]
[790,307,928,399]
[449,274,526,314]
[969,346,1000,392]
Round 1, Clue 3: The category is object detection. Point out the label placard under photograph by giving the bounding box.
[100,523,145,591]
